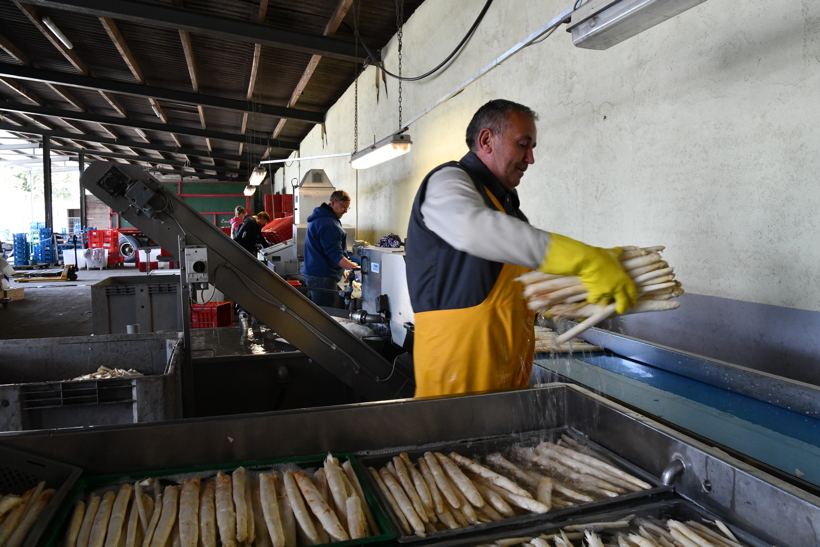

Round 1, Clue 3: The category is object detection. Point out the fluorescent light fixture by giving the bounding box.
[350,133,412,170]
[135,128,148,139]
[42,16,74,50]
[151,104,163,118]
[243,185,256,197]
[249,165,267,186]
[569,0,708,50]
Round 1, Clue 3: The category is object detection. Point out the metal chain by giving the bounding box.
[396,0,404,129]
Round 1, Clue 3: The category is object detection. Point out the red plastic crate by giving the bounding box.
[107,251,122,264]
[87,229,119,249]
[261,215,294,244]
[190,302,233,329]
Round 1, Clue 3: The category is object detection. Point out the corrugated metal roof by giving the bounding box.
[0,0,425,177]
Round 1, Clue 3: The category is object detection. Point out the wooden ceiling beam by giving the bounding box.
[99,90,128,117]
[98,16,145,83]
[238,0,269,161]
[0,33,31,65]
[0,77,45,106]
[14,2,89,75]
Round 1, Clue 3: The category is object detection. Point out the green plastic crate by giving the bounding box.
[42,453,397,547]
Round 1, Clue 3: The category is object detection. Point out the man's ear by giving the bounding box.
[477,127,494,153]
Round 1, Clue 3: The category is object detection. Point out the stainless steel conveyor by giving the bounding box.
[79,162,414,403]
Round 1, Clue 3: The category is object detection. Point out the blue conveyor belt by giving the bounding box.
[534,354,820,487]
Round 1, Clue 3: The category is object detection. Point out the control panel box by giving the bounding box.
[184,246,209,284]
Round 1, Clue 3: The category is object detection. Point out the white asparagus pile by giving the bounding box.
[70,366,144,381]
[369,438,652,537]
[519,246,684,319]
[61,455,378,547]
[0,481,57,547]
[476,515,748,547]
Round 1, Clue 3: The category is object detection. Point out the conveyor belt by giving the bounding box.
[534,329,820,488]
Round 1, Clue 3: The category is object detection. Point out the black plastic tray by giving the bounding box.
[0,444,82,547]
[355,427,667,544]
[41,453,396,547]
[420,497,772,547]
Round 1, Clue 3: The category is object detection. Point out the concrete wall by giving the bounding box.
[275,0,820,380]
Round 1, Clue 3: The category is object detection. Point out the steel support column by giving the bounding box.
[78,151,86,231]
[42,138,52,230]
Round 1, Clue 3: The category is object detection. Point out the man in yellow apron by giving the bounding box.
[406,99,636,398]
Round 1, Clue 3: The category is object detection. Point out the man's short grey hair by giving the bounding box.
[465,99,539,152]
[330,190,351,202]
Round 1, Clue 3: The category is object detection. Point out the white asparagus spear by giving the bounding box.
[346,496,367,539]
[536,478,553,510]
[485,454,542,490]
[368,468,411,535]
[259,473,284,547]
[232,467,248,544]
[246,474,255,544]
[123,496,140,547]
[563,519,632,531]
[542,442,651,490]
[686,522,742,547]
[416,458,445,514]
[669,528,704,547]
[199,480,217,547]
[178,477,200,547]
[140,493,162,547]
[627,261,667,277]
[530,538,551,547]
[435,453,484,508]
[282,470,320,546]
[473,478,549,513]
[447,503,470,527]
[0,495,22,520]
[401,453,435,514]
[392,456,429,524]
[441,474,478,525]
[18,481,45,525]
[632,267,674,285]
[342,460,379,535]
[621,252,661,271]
[103,485,133,547]
[323,456,349,528]
[423,452,460,509]
[714,521,740,544]
[378,468,425,535]
[293,471,349,542]
[65,500,87,547]
[531,452,626,495]
[585,531,607,547]
[149,486,178,547]
[273,473,297,547]
[0,491,30,546]
[133,482,149,534]
[312,469,332,514]
[250,477,273,547]
[668,521,719,547]
[495,537,533,546]
[215,472,237,547]
[6,488,55,547]
[628,533,661,547]
[434,503,459,530]
[450,452,531,498]
[88,491,116,547]
[472,483,515,517]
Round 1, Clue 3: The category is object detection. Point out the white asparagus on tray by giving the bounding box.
[63,457,376,547]
[518,246,684,344]
[369,439,655,537]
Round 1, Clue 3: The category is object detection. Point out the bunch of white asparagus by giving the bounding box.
[519,246,684,319]
[474,514,747,547]
[70,367,143,381]
[62,455,378,547]
[368,437,651,538]
[0,481,56,547]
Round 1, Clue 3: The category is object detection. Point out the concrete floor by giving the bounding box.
[1,264,179,340]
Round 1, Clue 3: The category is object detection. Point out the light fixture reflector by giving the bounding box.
[569,0,708,50]
[249,165,267,186]
[350,133,412,170]
[243,185,256,196]
[42,16,74,50]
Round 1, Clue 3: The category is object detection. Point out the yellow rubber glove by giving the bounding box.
[539,233,637,315]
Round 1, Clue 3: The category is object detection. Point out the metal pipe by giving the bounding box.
[78,151,86,232]
[43,138,53,230]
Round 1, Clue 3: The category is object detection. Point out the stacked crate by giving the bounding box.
[274,194,294,218]
[190,302,233,328]
[87,229,122,265]
[32,227,57,264]
[12,234,28,266]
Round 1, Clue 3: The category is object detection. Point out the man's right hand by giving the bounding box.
[539,233,637,315]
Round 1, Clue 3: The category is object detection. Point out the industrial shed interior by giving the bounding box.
[0,0,819,546]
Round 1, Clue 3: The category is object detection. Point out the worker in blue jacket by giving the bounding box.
[302,190,359,307]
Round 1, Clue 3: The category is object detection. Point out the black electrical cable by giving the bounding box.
[359,0,494,82]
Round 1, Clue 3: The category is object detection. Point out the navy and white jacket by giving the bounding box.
[302,203,349,279]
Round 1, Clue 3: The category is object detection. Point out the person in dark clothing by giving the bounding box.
[302,190,359,307]
[233,211,272,255]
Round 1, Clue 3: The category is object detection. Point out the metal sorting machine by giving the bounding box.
[2,384,819,546]
[78,162,415,408]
